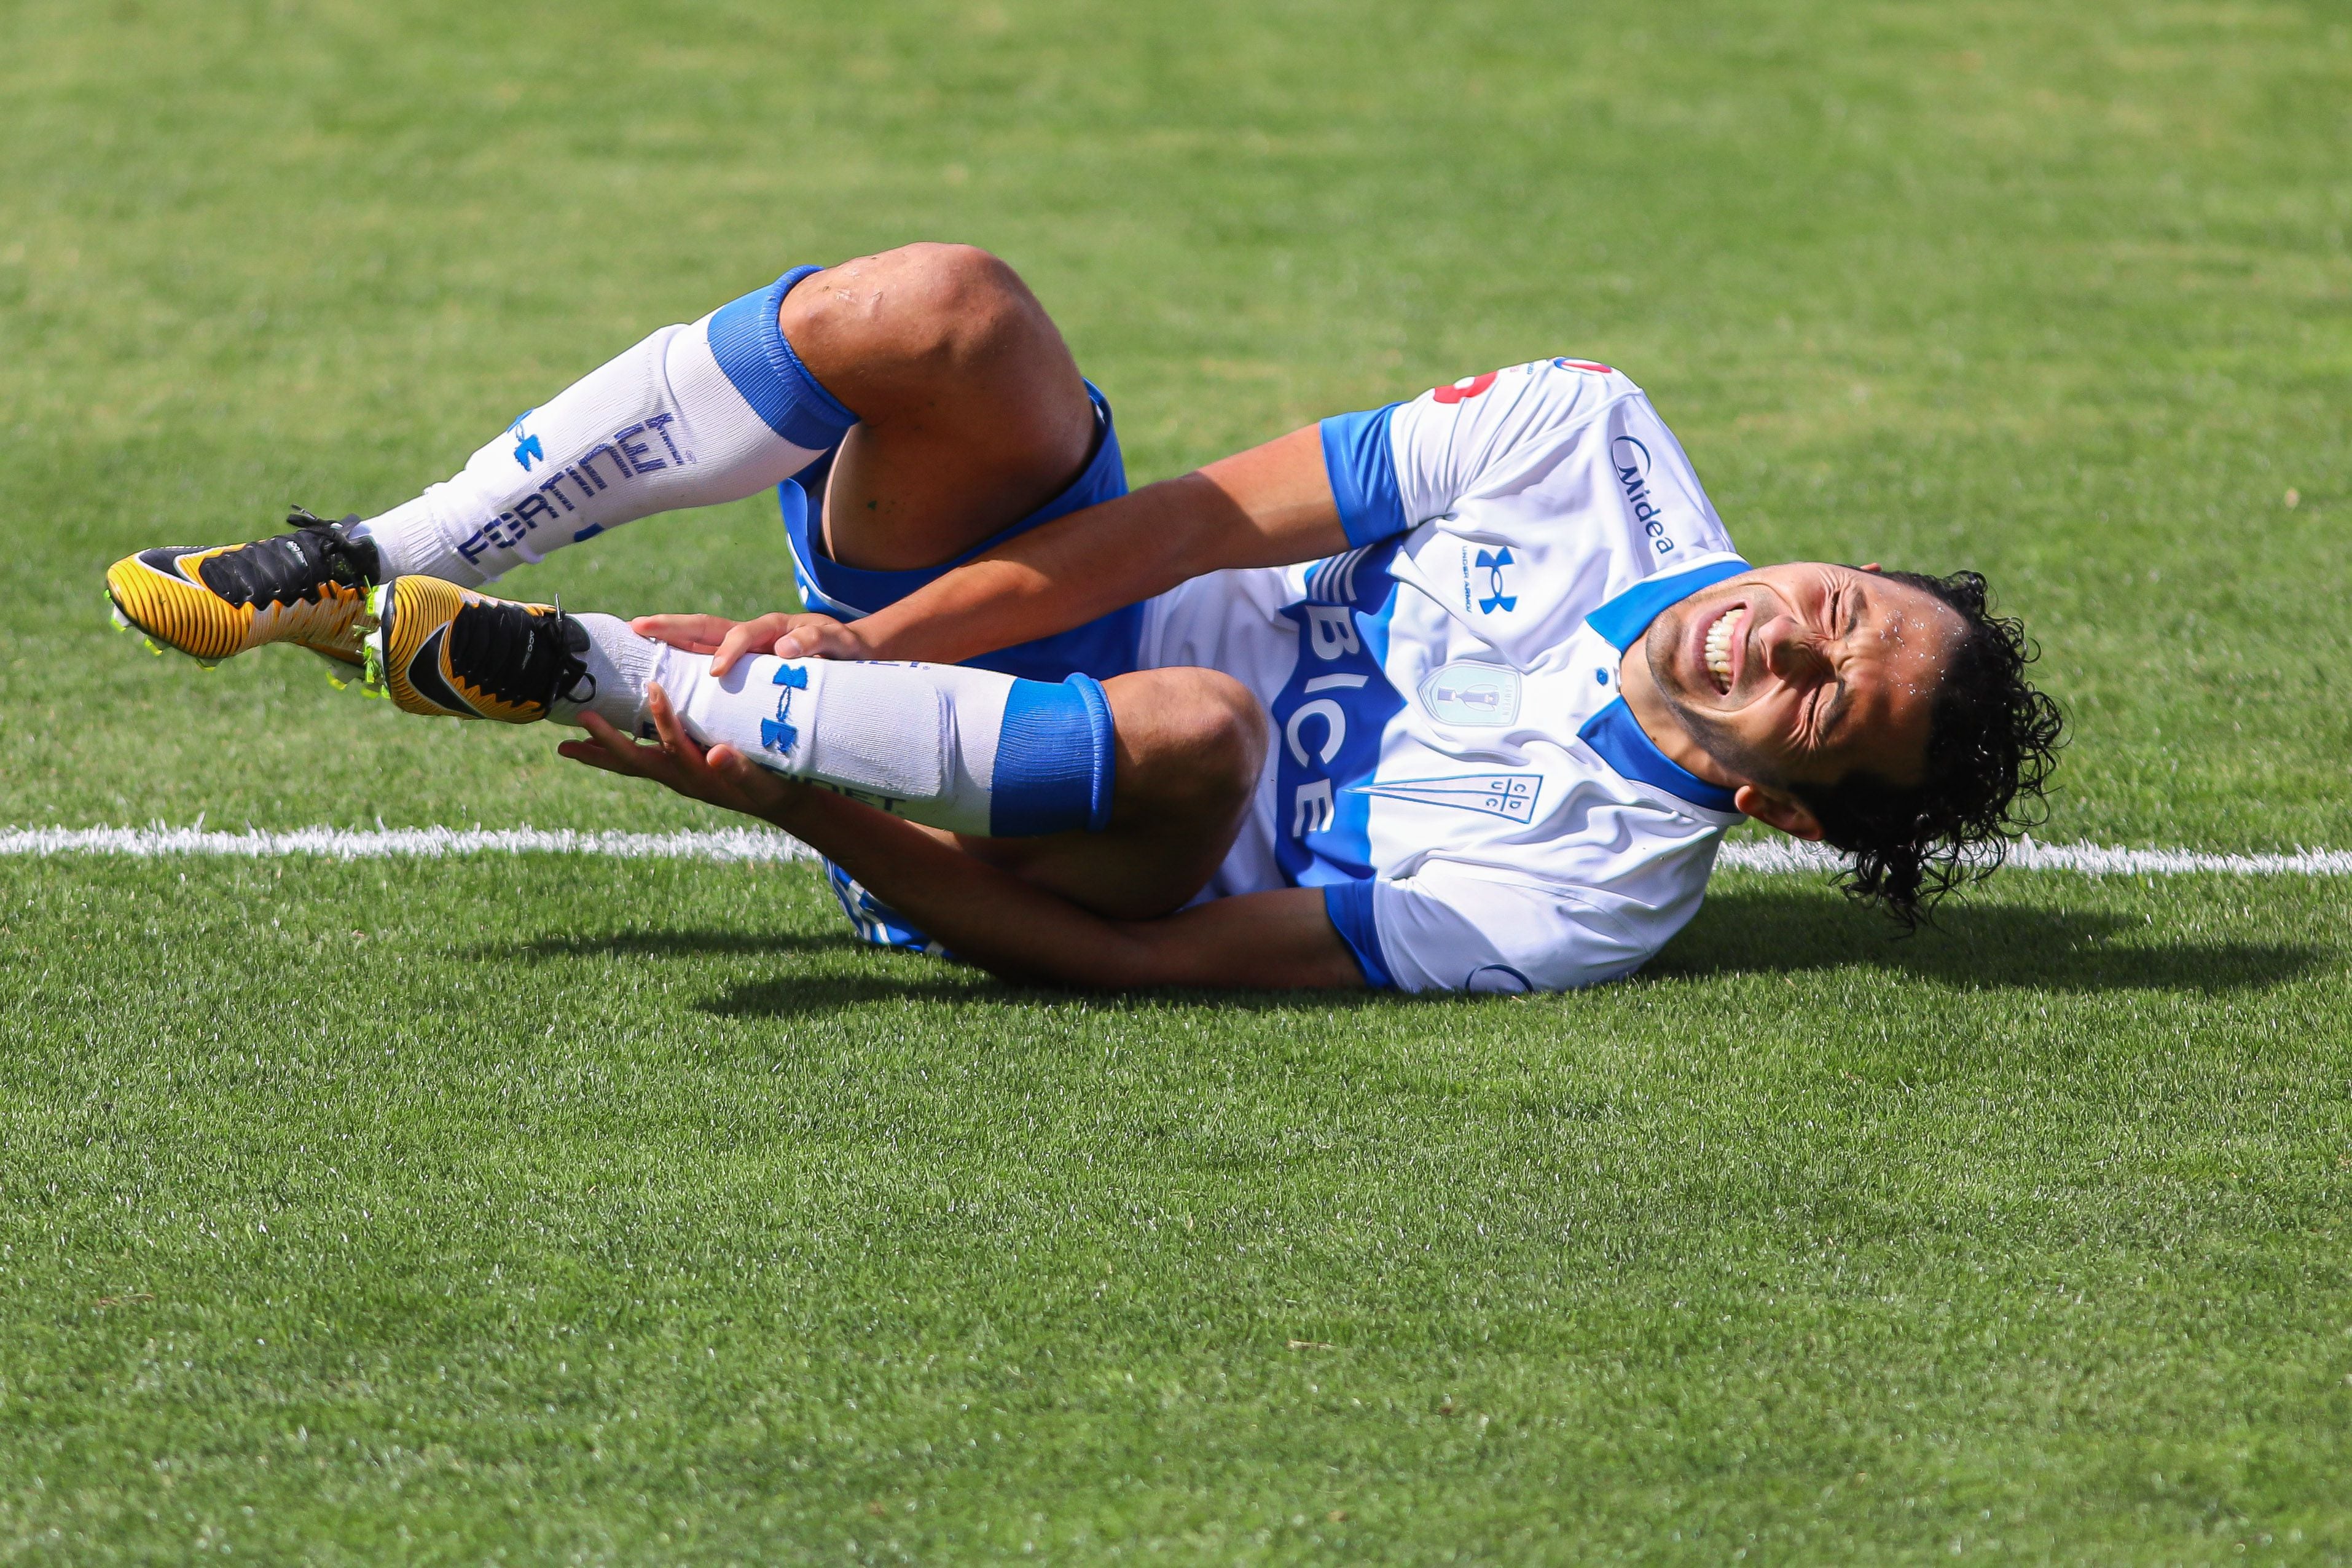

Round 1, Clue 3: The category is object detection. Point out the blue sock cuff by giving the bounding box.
[989,674,1117,837]
[706,264,860,450]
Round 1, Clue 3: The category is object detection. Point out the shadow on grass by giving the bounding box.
[1654,890,2321,994]
[505,928,867,961]
[502,927,1399,1016]
[696,972,1402,1019]
[492,890,2319,1014]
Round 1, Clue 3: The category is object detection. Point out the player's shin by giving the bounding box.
[575,632,1116,839]
[356,265,853,586]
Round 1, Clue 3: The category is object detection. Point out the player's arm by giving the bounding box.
[642,426,1346,672]
[801,812,1363,990]
[562,697,1365,990]
[845,426,1344,665]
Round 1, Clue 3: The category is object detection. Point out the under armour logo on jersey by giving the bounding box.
[1475,548,1517,614]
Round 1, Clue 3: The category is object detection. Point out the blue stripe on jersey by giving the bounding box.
[1582,557,1752,651]
[1272,540,1408,887]
[1322,880,1393,988]
[1318,405,1409,547]
[1577,697,1739,814]
[707,265,861,451]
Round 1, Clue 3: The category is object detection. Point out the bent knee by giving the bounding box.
[1109,670,1268,828]
[783,242,1040,369]
[1190,671,1271,796]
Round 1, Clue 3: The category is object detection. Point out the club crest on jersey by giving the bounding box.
[1417,663,1521,728]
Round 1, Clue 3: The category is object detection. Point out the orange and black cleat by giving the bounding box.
[105,508,380,668]
[361,576,594,723]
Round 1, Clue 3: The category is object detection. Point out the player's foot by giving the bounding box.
[823,858,947,957]
[104,508,381,668]
[361,575,594,723]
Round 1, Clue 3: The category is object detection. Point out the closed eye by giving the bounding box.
[1813,587,1855,742]
[1817,680,1851,742]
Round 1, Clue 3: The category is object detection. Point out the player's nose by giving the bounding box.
[1758,619,1832,684]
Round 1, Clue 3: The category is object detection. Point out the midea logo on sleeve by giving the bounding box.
[1612,435,1676,555]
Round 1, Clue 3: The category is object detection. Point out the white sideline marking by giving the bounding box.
[0,826,2346,877]
[0,825,821,863]
[1716,837,2352,877]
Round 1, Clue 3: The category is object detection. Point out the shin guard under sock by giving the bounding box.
[557,633,1116,839]
[358,265,851,585]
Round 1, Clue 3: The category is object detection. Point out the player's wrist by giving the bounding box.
[753,780,823,835]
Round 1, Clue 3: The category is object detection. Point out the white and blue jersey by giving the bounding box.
[1136,358,1749,994]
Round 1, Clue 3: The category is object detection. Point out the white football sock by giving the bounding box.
[551,631,1115,839]
[562,613,660,735]
[356,266,853,586]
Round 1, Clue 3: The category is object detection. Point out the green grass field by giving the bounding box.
[4,0,2350,1559]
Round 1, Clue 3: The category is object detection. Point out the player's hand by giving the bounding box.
[705,611,869,673]
[630,611,873,675]
[557,685,807,826]
[628,613,742,657]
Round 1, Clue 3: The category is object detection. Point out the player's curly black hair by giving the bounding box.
[1791,569,2064,928]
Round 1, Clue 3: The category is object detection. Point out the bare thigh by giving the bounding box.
[778,243,1099,573]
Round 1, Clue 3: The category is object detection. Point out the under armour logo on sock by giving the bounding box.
[508,410,543,471]
[761,663,810,755]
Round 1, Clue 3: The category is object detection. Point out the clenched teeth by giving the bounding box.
[1704,612,1736,692]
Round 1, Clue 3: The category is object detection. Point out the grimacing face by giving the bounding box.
[1637,563,1966,809]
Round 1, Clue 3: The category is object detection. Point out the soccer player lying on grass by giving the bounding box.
[107,244,2063,992]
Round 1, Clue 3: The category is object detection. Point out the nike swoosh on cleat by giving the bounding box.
[403,625,475,716]
[134,546,207,584]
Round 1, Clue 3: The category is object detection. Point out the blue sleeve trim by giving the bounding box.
[1318,404,1409,547]
[989,674,1118,837]
[1322,880,1394,989]
[707,264,860,450]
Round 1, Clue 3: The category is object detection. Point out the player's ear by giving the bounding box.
[1733,783,1825,841]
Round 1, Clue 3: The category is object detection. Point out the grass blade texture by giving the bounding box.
[1,0,2348,1560]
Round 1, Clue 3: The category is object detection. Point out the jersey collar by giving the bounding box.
[1583,554,1753,652]
[1577,555,1751,817]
